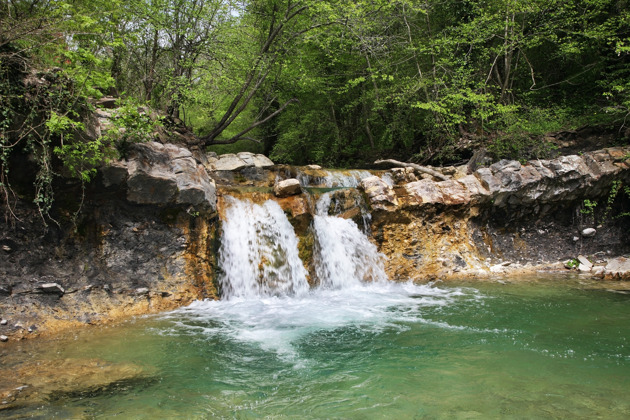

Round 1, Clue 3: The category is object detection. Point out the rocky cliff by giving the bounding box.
[1,139,629,343]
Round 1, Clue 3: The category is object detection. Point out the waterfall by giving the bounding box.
[297,169,372,188]
[313,193,387,289]
[219,197,309,299]
[219,194,387,298]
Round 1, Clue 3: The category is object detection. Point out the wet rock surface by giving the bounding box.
[0,358,154,411]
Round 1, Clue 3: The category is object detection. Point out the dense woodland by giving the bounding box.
[1,1,629,201]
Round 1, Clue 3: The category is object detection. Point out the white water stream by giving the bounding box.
[218,196,309,299]
[206,195,472,362]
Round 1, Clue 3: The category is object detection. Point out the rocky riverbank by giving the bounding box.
[1,139,629,343]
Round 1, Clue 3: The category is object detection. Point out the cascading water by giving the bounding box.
[313,193,387,289]
[219,194,387,296]
[218,196,309,298]
[296,169,372,188]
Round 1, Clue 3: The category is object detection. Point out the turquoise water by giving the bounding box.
[4,277,630,419]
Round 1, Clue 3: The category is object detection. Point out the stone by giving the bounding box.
[35,283,65,295]
[405,179,443,205]
[307,164,322,170]
[100,160,128,187]
[0,319,7,325]
[592,266,605,277]
[581,228,597,238]
[134,287,149,296]
[212,154,249,171]
[603,257,630,280]
[273,179,302,197]
[236,152,256,166]
[577,255,593,269]
[95,96,117,109]
[474,168,502,194]
[0,335,7,342]
[360,176,398,211]
[125,142,216,211]
[251,154,275,168]
[436,179,471,205]
[578,263,592,272]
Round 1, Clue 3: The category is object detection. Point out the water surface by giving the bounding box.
[4,277,629,419]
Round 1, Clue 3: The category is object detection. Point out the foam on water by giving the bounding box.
[168,281,477,361]
[198,195,480,361]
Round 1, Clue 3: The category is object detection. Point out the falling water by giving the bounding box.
[313,193,387,289]
[297,169,372,188]
[219,194,387,296]
[218,196,309,298]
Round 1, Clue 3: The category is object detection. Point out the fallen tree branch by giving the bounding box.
[374,159,449,181]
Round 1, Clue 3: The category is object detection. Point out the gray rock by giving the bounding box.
[578,263,592,272]
[361,176,398,211]
[35,283,65,295]
[307,164,322,170]
[0,319,7,325]
[212,154,249,171]
[134,287,149,296]
[0,335,7,342]
[125,142,216,211]
[251,154,275,168]
[577,255,593,269]
[273,179,302,197]
[603,257,630,280]
[581,228,597,238]
[100,160,128,187]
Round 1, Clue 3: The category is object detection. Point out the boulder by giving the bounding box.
[603,257,630,280]
[577,255,593,269]
[360,176,398,211]
[212,153,249,171]
[207,152,275,171]
[100,160,128,187]
[273,179,302,197]
[124,142,216,211]
[581,228,597,238]
[404,179,443,205]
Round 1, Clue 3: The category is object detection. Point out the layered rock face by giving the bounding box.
[0,142,219,341]
[1,140,629,342]
[360,147,630,281]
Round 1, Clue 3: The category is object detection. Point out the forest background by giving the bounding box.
[1,0,629,174]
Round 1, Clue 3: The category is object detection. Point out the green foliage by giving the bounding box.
[565,258,579,269]
[102,99,162,157]
[581,199,598,216]
[603,180,630,220]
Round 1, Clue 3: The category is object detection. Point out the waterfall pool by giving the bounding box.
[2,276,629,418]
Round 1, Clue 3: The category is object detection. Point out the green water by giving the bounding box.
[4,277,630,419]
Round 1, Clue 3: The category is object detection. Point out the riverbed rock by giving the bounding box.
[273,179,302,197]
[0,335,7,342]
[582,228,597,238]
[577,255,593,269]
[603,257,630,280]
[0,358,154,410]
